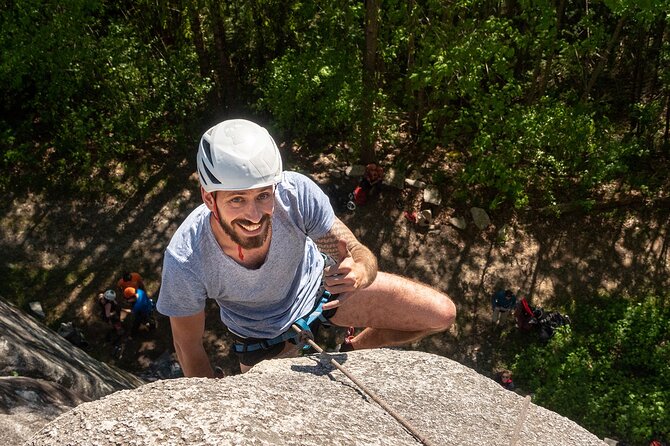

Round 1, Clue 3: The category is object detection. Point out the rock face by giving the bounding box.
[0,297,144,445]
[28,349,605,446]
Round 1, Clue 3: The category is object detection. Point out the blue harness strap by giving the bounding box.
[233,290,332,353]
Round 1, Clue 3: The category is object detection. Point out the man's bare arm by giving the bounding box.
[316,217,378,293]
[170,311,215,378]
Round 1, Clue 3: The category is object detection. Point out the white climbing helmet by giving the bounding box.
[103,289,116,301]
[196,119,283,192]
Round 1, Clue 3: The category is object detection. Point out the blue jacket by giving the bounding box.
[132,289,154,316]
[492,289,516,310]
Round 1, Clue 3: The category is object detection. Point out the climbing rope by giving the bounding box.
[291,324,437,446]
[509,395,532,446]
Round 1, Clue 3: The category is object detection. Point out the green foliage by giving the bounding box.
[0,3,669,440]
[1,0,669,205]
[513,294,670,445]
[0,0,210,195]
[258,47,361,146]
[462,100,641,209]
[402,0,668,209]
[255,2,363,147]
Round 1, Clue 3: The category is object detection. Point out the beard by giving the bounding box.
[218,213,272,249]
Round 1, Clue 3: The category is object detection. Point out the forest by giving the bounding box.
[1,1,668,445]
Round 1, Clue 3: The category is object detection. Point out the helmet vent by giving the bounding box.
[202,139,213,165]
[199,164,221,185]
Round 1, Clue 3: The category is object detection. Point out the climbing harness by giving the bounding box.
[232,291,332,354]
[290,324,437,446]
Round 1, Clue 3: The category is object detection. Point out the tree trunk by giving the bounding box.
[406,0,419,139]
[250,0,267,68]
[208,0,236,111]
[629,28,646,136]
[531,0,566,102]
[664,92,670,152]
[581,15,625,102]
[360,0,379,164]
[647,17,666,99]
[501,0,519,18]
[628,17,665,138]
[187,1,210,79]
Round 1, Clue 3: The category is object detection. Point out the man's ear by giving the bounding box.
[201,187,216,211]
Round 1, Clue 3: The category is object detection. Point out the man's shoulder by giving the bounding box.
[166,204,211,261]
[279,171,316,189]
[278,171,330,202]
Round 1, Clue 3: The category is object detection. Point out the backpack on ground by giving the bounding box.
[535,311,571,341]
[514,298,570,341]
[58,322,89,349]
[514,298,537,331]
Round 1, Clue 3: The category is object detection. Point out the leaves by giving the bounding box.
[0,0,209,194]
[513,294,670,444]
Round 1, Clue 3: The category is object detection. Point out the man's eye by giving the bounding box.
[230,197,244,204]
[258,193,270,201]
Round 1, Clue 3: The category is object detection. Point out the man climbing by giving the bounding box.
[157,119,456,377]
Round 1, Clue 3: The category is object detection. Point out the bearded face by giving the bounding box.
[204,186,275,251]
[218,213,272,249]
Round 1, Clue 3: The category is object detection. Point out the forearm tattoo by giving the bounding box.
[316,218,378,285]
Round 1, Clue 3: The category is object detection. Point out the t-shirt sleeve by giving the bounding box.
[285,172,335,239]
[156,250,207,317]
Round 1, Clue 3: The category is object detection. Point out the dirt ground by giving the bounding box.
[1,150,669,380]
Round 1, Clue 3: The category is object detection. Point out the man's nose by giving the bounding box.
[242,202,264,222]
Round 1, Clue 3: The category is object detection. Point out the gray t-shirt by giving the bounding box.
[156,171,335,338]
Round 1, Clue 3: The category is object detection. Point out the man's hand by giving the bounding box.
[322,240,376,310]
[316,217,378,311]
[324,240,366,292]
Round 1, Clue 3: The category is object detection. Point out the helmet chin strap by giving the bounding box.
[211,192,244,261]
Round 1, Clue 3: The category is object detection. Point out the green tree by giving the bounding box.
[513,294,670,445]
[0,0,209,194]
[2,0,669,207]
[255,2,363,147]
[360,0,380,164]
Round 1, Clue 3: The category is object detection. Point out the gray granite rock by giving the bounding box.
[423,187,442,206]
[27,349,606,446]
[0,296,144,445]
[405,178,426,188]
[448,216,467,230]
[0,297,143,400]
[470,207,491,230]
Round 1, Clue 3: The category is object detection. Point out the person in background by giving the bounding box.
[492,289,516,326]
[117,271,145,295]
[123,287,155,336]
[496,369,515,390]
[97,289,123,339]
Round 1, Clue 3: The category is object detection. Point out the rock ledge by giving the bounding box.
[27,349,605,446]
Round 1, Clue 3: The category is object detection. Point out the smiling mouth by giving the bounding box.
[238,221,262,233]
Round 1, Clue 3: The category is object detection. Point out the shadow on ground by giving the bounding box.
[1,150,668,378]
